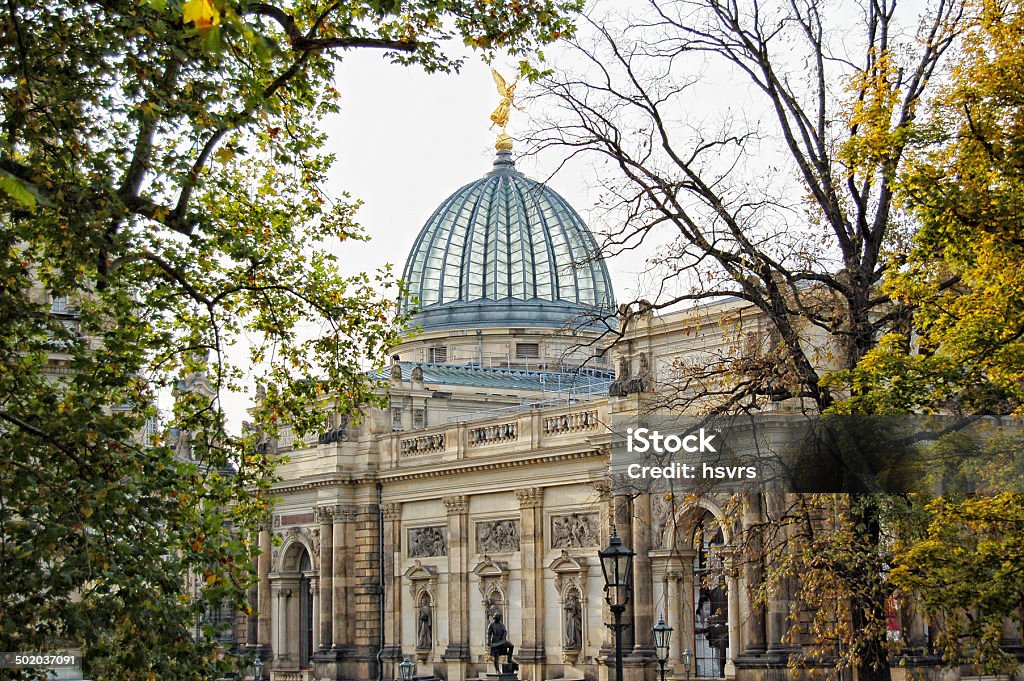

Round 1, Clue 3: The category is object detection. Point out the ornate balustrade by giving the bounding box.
[399,432,446,456]
[542,409,599,436]
[468,421,518,447]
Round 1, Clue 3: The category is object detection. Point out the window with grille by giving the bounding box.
[391,407,403,431]
[413,407,426,429]
[515,342,540,359]
[50,296,70,315]
[428,346,447,363]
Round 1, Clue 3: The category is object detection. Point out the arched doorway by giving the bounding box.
[693,510,728,678]
[298,549,313,668]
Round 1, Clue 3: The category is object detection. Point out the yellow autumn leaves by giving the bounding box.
[183,0,219,29]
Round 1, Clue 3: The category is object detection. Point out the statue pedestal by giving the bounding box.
[486,662,520,681]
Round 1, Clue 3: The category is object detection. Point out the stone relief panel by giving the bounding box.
[550,512,600,549]
[476,519,520,554]
[408,526,448,558]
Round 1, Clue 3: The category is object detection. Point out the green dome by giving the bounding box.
[401,150,615,331]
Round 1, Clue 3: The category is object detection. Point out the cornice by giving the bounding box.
[269,448,607,494]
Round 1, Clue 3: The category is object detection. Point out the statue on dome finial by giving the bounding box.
[490,68,521,150]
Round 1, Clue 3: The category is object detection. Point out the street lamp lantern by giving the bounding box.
[682,648,693,681]
[653,616,673,681]
[400,656,415,681]
[599,526,635,681]
[599,526,634,609]
[653,615,672,661]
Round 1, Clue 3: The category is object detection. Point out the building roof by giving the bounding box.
[400,150,616,331]
[377,361,614,396]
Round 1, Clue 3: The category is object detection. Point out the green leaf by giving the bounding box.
[0,170,37,207]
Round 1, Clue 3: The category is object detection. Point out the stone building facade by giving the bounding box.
[240,147,1023,681]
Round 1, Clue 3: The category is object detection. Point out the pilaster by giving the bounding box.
[516,487,546,681]
[382,502,403,662]
[625,493,654,681]
[315,505,334,655]
[258,527,272,651]
[442,494,470,681]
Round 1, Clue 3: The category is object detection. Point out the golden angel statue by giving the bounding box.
[489,68,521,131]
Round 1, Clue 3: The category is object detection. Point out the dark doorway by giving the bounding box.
[693,511,728,678]
[299,549,313,668]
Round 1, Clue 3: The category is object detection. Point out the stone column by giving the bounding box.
[246,583,258,647]
[382,502,403,661]
[764,494,793,664]
[332,505,356,652]
[681,564,696,671]
[258,528,272,650]
[351,502,384,681]
[667,571,684,664]
[614,494,635,650]
[628,493,655,665]
[273,579,298,662]
[516,487,546,681]
[316,506,334,654]
[736,493,766,663]
[598,486,615,681]
[442,495,470,681]
[725,558,738,678]
[311,574,321,651]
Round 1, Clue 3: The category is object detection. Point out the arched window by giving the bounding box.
[693,511,728,678]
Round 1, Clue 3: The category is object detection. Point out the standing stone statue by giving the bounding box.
[416,603,432,650]
[563,593,582,649]
[486,612,515,673]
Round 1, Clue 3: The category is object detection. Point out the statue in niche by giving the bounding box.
[486,612,515,673]
[416,602,432,650]
[563,592,582,650]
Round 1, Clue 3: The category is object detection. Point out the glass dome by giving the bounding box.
[401,150,615,331]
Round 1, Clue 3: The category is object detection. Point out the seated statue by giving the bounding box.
[485,613,515,673]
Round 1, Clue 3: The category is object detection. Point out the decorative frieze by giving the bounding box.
[335,504,358,522]
[475,519,520,553]
[515,487,543,509]
[381,502,402,522]
[551,512,600,549]
[442,495,469,515]
[314,505,334,524]
[408,526,447,558]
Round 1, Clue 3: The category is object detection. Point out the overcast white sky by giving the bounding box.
[319,50,645,295]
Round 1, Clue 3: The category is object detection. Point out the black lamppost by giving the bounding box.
[599,526,634,681]
[399,656,414,681]
[653,616,673,681]
[682,648,693,681]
